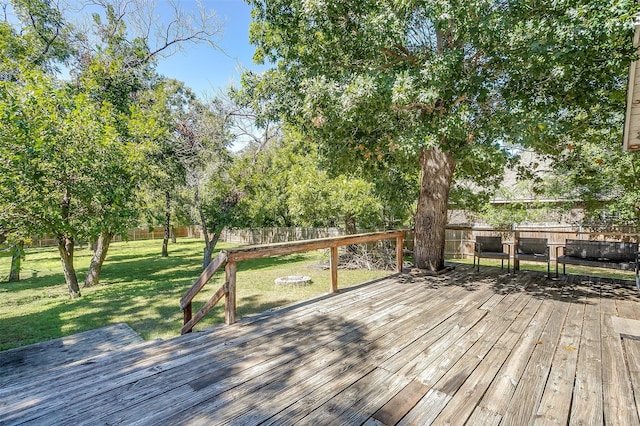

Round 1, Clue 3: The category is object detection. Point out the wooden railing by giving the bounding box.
[180,229,407,334]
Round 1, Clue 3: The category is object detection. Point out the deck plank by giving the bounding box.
[299,367,411,425]
[0,323,143,386]
[534,300,584,424]
[160,283,484,425]
[46,281,428,424]
[500,297,571,424]
[625,337,640,416]
[258,286,483,426]
[107,277,453,425]
[601,298,640,425]
[429,292,542,424]
[2,278,414,423]
[569,289,603,426]
[469,293,555,421]
[1,266,639,425]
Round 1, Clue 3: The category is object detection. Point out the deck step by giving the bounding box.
[0,323,147,386]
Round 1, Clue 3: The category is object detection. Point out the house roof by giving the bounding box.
[624,22,640,151]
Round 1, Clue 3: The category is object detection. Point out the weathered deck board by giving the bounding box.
[158,281,492,425]
[469,289,557,421]
[569,290,604,426]
[432,293,544,424]
[1,265,639,425]
[601,298,640,425]
[0,322,143,386]
[626,338,640,416]
[534,299,584,425]
[14,277,424,424]
[105,276,458,425]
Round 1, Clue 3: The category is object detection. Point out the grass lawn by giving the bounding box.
[0,238,390,351]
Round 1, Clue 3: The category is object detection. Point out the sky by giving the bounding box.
[154,0,268,99]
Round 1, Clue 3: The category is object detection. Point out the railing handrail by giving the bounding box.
[225,229,408,262]
[180,229,408,334]
[180,251,228,310]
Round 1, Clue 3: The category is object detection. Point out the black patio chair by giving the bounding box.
[515,237,550,278]
[473,236,510,273]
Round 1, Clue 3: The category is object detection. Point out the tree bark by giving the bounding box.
[202,230,220,268]
[194,185,215,268]
[58,187,80,297]
[84,231,113,287]
[9,241,24,282]
[162,191,170,257]
[344,214,358,253]
[414,147,456,271]
[58,234,81,298]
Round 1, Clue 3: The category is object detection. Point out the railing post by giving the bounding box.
[225,261,237,325]
[396,234,404,273]
[330,245,338,293]
[183,302,192,333]
[514,228,520,272]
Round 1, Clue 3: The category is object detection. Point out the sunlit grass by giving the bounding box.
[0,238,390,350]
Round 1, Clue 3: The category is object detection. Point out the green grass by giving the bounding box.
[449,257,639,282]
[0,238,390,351]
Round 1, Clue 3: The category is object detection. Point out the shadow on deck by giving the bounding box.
[1,264,639,425]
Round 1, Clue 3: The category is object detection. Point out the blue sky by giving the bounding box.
[155,0,267,98]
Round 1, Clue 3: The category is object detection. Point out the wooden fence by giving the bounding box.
[30,226,203,247]
[220,227,344,245]
[441,225,640,260]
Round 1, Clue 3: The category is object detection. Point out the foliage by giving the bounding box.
[0,68,132,239]
[548,131,640,228]
[243,0,638,269]
[231,131,387,231]
[0,0,224,292]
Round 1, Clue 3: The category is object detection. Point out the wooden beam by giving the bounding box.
[330,246,338,293]
[225,261,237,325]
[182,302,192,333]
[226,230,406,262]
[180,251,228,310]
[396,234,404,273]
[181,285,226,335]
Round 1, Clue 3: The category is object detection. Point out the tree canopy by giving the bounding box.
[243,0,638,270]
[0,0,224,295]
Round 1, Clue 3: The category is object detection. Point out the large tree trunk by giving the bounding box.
[58,234,81,298]
[203,228,221,268]
[344,214,358,253]
[194,185,214,268]
[8,241,24,282]
[414,147,456,271]
[84,231,113,287]
[162,191,170,257]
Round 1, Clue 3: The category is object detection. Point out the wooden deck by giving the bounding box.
[1,264,640,425]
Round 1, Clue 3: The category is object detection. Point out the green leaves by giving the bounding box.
[243,0,639,227]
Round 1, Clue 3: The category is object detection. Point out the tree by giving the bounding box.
[71,0,223,286]
[136,85,232,267]
[0,0,73,283]
[0,0,224,295]
[548,132,640,228]
[0,67,127,296]
[243,0,638,271]
[132,80,191,258]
